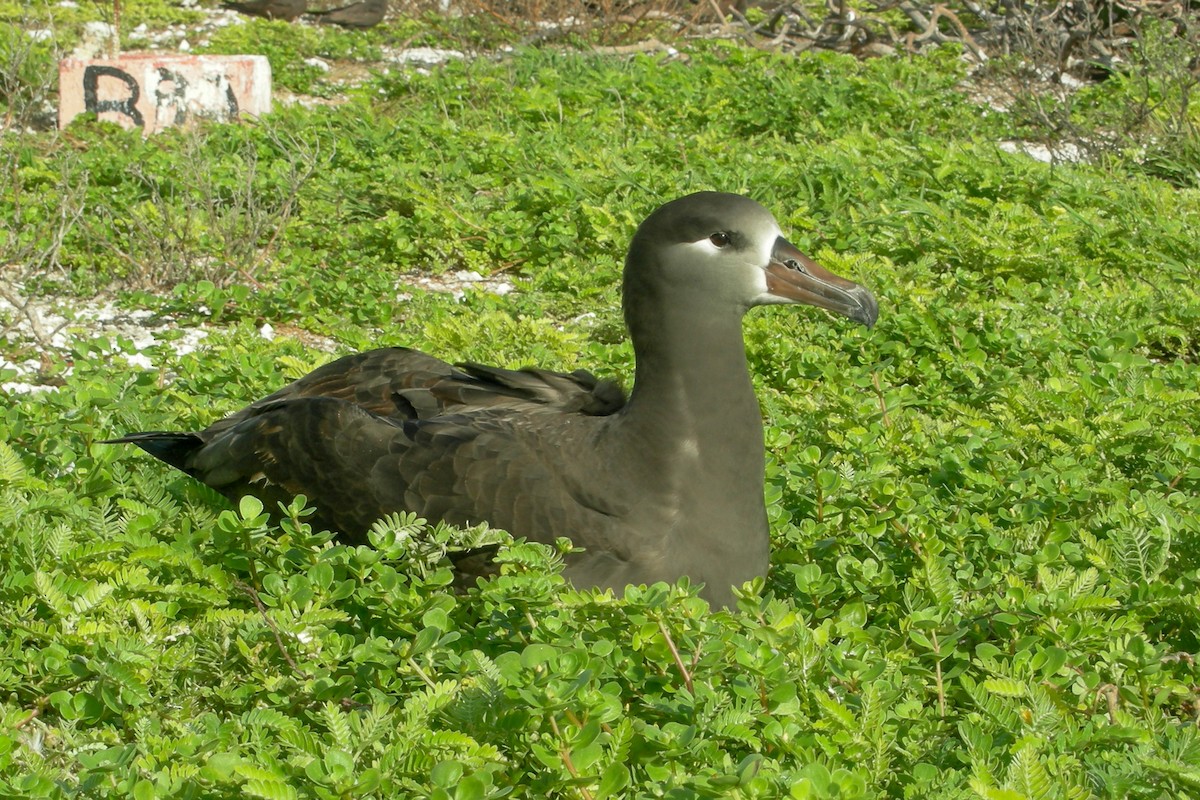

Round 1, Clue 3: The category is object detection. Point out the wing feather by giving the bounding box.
[109,347,631,578]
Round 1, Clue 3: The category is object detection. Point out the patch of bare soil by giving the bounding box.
[0,272,516,394]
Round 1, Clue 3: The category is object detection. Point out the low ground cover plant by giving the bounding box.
[0,20,1198,800]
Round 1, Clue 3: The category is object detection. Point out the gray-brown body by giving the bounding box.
[311,0,387,28]
[223,0,307,20]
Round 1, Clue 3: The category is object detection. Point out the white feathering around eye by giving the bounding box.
[761,222,783,263]
[751,221,785,303]
[747,260,770,300]
[667,220,785,302]
[677,238,726,258]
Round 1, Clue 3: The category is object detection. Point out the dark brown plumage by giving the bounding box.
[311,0,388,28]
[108,193,878,607]
[222,0,307,21]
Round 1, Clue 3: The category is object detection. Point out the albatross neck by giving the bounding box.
[618,275,766,473]
[609,271,772,601]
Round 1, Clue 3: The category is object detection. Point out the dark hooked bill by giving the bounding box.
[765,237,879,327]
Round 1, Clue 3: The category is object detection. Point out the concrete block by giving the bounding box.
[58,53,271,134]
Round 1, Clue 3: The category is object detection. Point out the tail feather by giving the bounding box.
[102,432,204,473]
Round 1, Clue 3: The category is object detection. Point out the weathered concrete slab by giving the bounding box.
[58,53,271,134]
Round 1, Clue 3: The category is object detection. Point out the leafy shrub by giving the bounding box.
[198,20,343,97]
[2,42,1199,798]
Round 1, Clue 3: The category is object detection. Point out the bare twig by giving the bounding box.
[589,37,674,55]
[84,123,325,292]
[112,0,121,57]
[0,281,71,350]
[547,714,596,800]
[234,579,303,673]
[1097,683,1120,724]
[12,702,45,731]
[930,629,946,717]
[406,656,440,690]
[705,0,730,31]
[656,617,695,694]
[871,371,890,428]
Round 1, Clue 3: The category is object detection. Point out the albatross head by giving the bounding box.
[626,192,879,327]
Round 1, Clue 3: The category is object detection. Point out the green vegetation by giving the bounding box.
[2,31,1199,800]
[0,0,206,47]
[198,19,396,96]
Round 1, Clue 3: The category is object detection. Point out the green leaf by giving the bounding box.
[1034,646,1068,677]
[597,762,630,799]
[202,752,241,781]
[324,749,354,783]
[520,643,557,669]
[431,761,464,788]
[455,775,486,800]
[34,572,71,617]
[239,495,264,520]
[982,678,1027,697]
[244,779,298,800]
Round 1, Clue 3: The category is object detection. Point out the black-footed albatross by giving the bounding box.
[107,193,878,608]
[311,0,388,28]
[223,0,307,21]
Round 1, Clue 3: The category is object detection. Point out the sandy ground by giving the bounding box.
[1,268,514,395]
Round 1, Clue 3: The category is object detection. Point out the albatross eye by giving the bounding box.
[709,232,731,248]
